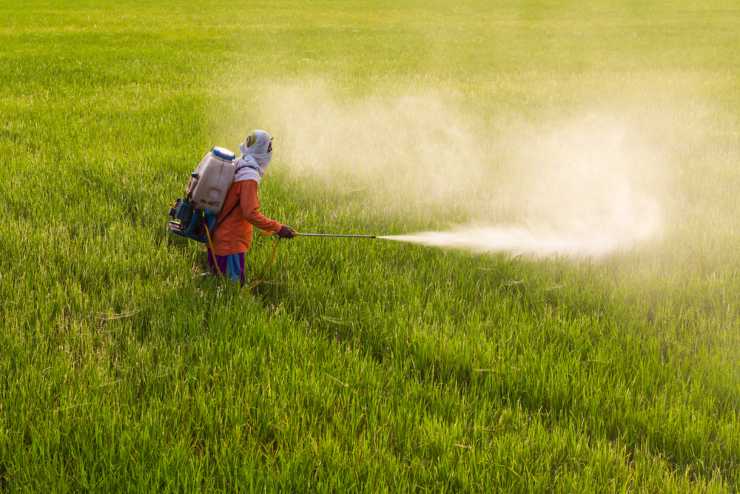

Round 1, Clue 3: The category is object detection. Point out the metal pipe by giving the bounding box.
[296,232,377,239]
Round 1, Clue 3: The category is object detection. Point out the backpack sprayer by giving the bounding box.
[168,146,240,277]
[168,146,237,243]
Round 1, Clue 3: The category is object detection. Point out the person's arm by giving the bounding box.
[239,180,283,233]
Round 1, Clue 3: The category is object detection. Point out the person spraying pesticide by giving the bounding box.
[168,129,296,285]
[211,130,296,283]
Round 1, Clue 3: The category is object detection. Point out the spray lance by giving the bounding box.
[260,229,380,240]
[256,230,380,270]
[250,230,380,282]
[295,232,377,239]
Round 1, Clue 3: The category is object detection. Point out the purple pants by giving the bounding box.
[207,251,245,284]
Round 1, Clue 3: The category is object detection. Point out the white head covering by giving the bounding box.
[234,129,273,183]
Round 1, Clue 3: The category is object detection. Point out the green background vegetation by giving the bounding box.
[1,0,738,491]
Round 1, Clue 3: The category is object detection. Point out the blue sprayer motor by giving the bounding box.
[167,198,217,243]
[168,146,236,243]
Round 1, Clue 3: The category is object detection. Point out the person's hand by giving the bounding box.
[276,225,296,239]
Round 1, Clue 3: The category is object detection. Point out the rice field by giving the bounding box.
[1,0,738,491]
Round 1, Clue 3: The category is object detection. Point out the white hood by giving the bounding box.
[234,129,273,183]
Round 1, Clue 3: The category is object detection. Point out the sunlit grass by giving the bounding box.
[0,0,738,491]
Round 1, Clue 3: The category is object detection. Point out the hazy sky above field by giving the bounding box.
[247,79,735,258]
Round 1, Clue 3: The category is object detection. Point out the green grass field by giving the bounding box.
[1,0,738,491]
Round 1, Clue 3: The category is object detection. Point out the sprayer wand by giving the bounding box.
[296,232,378,239]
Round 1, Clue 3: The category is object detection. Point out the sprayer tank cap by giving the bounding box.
[211,146,235,161]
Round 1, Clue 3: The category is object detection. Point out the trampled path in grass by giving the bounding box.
[1,1,738,491]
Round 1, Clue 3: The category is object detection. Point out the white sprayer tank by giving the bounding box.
[187,147,236,212]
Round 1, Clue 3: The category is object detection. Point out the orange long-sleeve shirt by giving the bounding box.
[212,180,282,256]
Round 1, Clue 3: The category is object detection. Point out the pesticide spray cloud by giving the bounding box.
[255,81,670,258]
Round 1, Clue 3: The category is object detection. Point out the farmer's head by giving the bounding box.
[240,129,273,170]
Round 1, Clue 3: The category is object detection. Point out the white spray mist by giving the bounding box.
[256,81,668,258]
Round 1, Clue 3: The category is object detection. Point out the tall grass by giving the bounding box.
[1,0,738,491]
